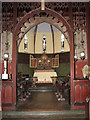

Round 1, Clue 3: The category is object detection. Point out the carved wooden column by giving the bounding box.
[68,2,75,105]
[0,2,2,76]
[0,1,2,112]
[12,2,17,107]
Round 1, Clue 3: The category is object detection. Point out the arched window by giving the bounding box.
[24,34,27,52]
[43,35,46,53]
[61,34,64,52]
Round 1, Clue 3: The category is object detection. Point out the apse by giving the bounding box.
[18,22,70,54]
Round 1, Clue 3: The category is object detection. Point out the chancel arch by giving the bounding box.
[12,7,74,107]
[1,2,90,113]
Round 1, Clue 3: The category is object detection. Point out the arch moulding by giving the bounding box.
[12,7,74,105]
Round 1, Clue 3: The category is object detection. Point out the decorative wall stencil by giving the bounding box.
[74,29,87,60]
[2,31,12,60]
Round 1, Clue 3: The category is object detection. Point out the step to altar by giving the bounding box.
[2,110,85,119]
[29,86,58,92]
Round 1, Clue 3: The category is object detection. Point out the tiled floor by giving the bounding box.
[2,91,85,120]
[16,91,70,111]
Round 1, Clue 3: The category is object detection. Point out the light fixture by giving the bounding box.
[4,53,9,60]
[2,53,9,80]
[80,51,85,60]
[74,55,78,61]
[74,45,78,61]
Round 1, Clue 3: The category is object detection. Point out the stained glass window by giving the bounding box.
[24,34,27,52]
[43,35,46,53]
[61,34,64,52]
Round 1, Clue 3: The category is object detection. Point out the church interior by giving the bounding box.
[0,1,90,120]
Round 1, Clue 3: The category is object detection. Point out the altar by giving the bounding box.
[33,70,57,83]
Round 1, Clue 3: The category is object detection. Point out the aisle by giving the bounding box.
[16,92,70,111]
[3,92,85,120]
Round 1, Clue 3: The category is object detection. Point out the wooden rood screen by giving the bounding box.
[30,54,59,69]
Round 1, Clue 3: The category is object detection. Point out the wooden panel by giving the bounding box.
[81,85,88,102]
[75,85,81,103]
[2,62,4,74]
[0,91,1,111]
[75,60,88,78]
[8,61,12,74]
[74,80,90,107]
[2,86,5,104]
[5,86,13,104]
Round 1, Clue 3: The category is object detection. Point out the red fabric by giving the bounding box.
[32,59,34,67]
[54,59,56,66]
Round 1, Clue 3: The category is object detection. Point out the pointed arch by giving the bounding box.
[12,7,74,106]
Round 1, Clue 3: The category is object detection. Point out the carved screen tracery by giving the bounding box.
[72,2,86,32]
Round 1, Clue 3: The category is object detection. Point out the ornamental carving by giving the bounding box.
[2,2,87,33]
[30,54,59,69]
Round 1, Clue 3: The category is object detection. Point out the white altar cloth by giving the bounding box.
[33,70,57,83]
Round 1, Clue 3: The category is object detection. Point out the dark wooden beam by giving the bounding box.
[34,25,38,54]
[12,2,17,106]
[0,2,2,76]
[68,2,75,105]
[13,3,17,30]
[0,3,2,108]
[50,24,54,54]
[85,3,90,67]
